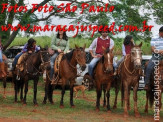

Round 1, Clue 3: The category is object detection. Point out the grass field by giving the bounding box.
[0,78,162,122]
[9,36,151,55]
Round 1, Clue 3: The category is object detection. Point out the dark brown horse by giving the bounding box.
[93,47,114,112]
[120,42,142,117]
[144,60,163,121]
[13,48,50,105]
[43,45,86,107]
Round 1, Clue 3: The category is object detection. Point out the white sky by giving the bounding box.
[17,0,162,38]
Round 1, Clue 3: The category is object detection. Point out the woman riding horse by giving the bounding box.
[50,28,69,83]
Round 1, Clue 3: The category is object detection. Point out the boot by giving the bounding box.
[0,62,7,78]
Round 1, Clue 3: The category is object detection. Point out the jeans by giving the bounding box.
[88,57,101,77]
[50,52,59,79]
[114,56,125,69]
[144,56,159,85]
[0,50,3,62]
[13,52,23,66]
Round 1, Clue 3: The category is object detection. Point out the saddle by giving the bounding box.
[54,52,64,74]
[16,53,29,71]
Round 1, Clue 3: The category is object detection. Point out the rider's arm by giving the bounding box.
[89,38,97,57]
[51,35,59,51]
[22,43,28,53]
[64,39,69,53]
[122,44,126,56]
[110,38,114,51]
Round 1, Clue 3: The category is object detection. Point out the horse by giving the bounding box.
[144,60,163,121]
[0,54,8,98]
[43,45,86,108]
[120,42,143,117]
[13,48,50,105]
[89,47,114,112]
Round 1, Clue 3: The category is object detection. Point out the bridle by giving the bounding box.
[26,50,50,75]
[124,49,142,75]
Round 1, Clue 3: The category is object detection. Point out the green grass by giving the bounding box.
[0,79,162,121]
[8,36,151,55]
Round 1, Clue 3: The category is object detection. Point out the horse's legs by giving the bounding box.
[96,82,102,111]
[60,79,65,108]
[3,77,6,98]
[70,80,75,107]
[133,84,140,117]
[144,91,149,113]
[106,83,111,112]
[14,78,18,103]
[113,84,119,109]
[127,89,131,110]
[33,77,39,105]
[23,80,28,105]
[43,81,48,104]
[123,83,129,117]
[20,81,24,102]
[103,88,106,108]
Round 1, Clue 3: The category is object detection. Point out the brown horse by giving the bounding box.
[43,45,86,107]
[0,55,8,98]
[13,48,50,105]
[144,60,163,121]
[93,47,114,112]
[120,42,143,117]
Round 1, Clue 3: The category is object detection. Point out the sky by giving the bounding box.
[20,0,161,38]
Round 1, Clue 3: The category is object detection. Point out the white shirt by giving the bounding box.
[89,36,114,51]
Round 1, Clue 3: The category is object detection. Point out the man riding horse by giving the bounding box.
[88,26,116,79]
[144,26,163,90]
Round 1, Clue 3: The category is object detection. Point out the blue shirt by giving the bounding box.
[150,36,163,50]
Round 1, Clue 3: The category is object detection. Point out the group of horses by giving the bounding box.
[0,43,162,120]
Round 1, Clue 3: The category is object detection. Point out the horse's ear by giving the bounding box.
[131,41,134,48]
[83,44,86,50]
[75,44,79,49]
[138,42,142,47]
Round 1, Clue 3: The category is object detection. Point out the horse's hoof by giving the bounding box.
[23,104,27,106]
[3,96,6,99]
[14,101,17,104]
[107,110,111,113]
[135,113,141,118]
[96,108,100,112]
[60,105,64,108]
[42,101,46,104]
[71,105,75,108]
[34,104,38,107]
[113,106,117,109]
[50,102,54,105]
[124,113,129,118]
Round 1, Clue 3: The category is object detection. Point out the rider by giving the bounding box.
[50,28,69,83]
[88,26,114,78]
[144,26,163,90]
[12,38,40,70]
[0,37,7,78]
[114,35,134,75]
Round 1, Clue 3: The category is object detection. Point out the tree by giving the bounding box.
[0,0,162,50]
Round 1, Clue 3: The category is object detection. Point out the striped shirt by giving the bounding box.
[150,36,163,50]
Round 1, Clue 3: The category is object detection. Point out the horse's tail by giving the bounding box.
[121,79,124,107]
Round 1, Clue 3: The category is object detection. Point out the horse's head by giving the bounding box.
[74,44,86,71]
[102,47,114,73]
[39,47,50,67]
[130,42,143,69]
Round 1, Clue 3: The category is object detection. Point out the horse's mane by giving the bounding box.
[62,49,75,62]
